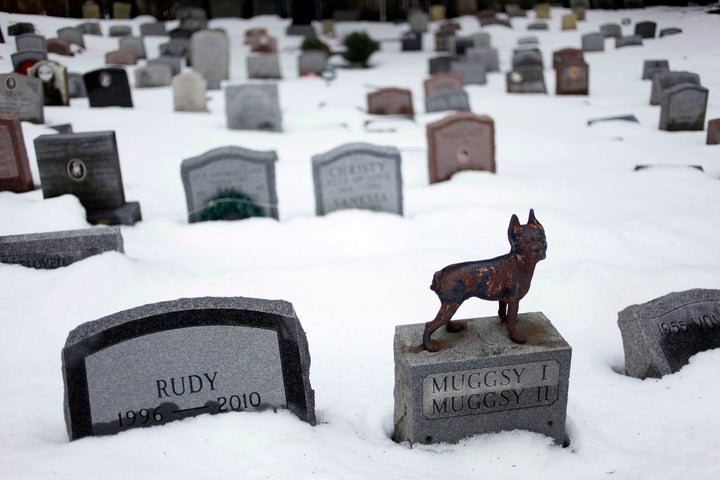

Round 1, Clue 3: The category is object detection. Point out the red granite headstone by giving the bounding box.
[0,114,34,193]
[707,119,720,145]
[555,61,589,95]
[367,88,414,115]
[423,73,464,99]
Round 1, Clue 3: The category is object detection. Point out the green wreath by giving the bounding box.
[200,192,263,222]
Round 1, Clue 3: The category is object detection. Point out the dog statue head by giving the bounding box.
[508,209,547,263]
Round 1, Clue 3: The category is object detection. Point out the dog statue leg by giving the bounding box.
[423,302,460,352]
[505,301,525,343]
[498,301,508,323]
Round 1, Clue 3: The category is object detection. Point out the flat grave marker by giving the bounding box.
[616,35,643,48]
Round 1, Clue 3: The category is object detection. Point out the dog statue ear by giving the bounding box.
[528,209,543,229]
[508,214,521,243]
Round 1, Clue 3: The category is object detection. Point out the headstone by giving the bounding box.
[112,1,132,18]
[512,48,543,69]
[408,11,429,33]
[15,33,47,52]
[429,4,446,21]
[82,3,101,18]
[707,119,720,145]
[506,67,547,94]
[27,60,70,106]
[176,6,208,31]
[181,146,279,222]
[434,31,454,53]
[62,296,315,440]
[11,50,48,74]
[426,112,496,183]
[105,50,138,66]
[298,51,328,76]
[49,123,73,134]
[618,289,720,379]
[312,143,403,216]
[450,61,487,85]
[659,28,682,38]
[600,23,622,39]
[225,84,282,132]
[247,55,282,80]
[367,88,414,116]
[561,14,577,30]
[424,73,465,99]
[534,3,550,19]
[0,74,44,124]
[83,68,134,108]
[555,61,589,95]
[478,18,512,28]
[447,36,474,58]
[134,65,172,88]
[47,38,74,56]
[8,23,34,36]
[659,84,708,132]
[140,22,167,37]
[191,30,229,90]
[615,35,643,48]
[527,22,548,31]
[465,47,499,73]
[471,32,491,48]
[634,21,657,39]
[173,72,207,112]
[0,114,34,193]
[147,56,182,77]
[401,31,422,52]
[429,56,453,75]
[78,22,102,36]
[119,36,147,60]
[582,32,605,52]
[250,34,277,53]
[572,7,586,21]
[108,26,132,37]
[650,71,701,106]
[0,227,123,269]
[552,48,584,71]
[425,90,471,114]
[159,39,191,63]
[587,114,639,126]
[517,36,539,46]
[642,60,669,80]
[393,313,571,445]
[68,73,87,99]
[57,27,85,48]
[34,131,142,225]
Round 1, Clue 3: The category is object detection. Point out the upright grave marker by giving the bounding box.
[427,113,495,184]
[582,33,604,53]
[0,227,124,269]
[134,65,172,88]
[34,131,142,225]
[191,30,229,90]
[618,289,720,379]
[707,119,720,145]
[0,73,44,124]
[181,146,279,222]
[15,33,47,52]
[119,36,147,60]
[84,68,133,108]
[556,61,589,96]
[634,21,657,39]
[28,60,70,106]
[425,90,471,113]
[312,143,403,216]
[11,50,48,73]
[450,61,487,85]
[600,23,622,39]
[616,35,643,48]
[247,55,282,80]
[506,67,547,94]
[173,72,208,112]
[0,114,34,193]
[659,84,708,132]
[650,71,701,105]
[367,88,414,116]
[62,297,316,440]
[57,27,84,48]
[642,60,670,80]
[225,85,282,132]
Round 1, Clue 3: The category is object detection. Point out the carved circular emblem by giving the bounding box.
[66,159,87,182]
[99,72,112,88]
[37,64,54,82]
[4,76,16,90]
[510,71,523,83]
[456,148,470,164]
[568,67,579,79]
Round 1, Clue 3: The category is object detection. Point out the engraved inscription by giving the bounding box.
[0,125,19,179]
[187,158,271,212]
[652,301,720,370]
[668,89,706,124]
[423,360,560,419]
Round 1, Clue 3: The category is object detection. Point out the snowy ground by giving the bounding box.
[1,6,719,479]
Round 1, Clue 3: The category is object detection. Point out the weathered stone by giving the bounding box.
[173,72,207,112]
[84,68,133,108]
[425,90,470,114]
[650,71,701,105]
[134,65,172,88]
[191,30,229,89]
[367,88,414,116]
[642,59,669,80]
[225,84,282,132]
[659,84,708,132]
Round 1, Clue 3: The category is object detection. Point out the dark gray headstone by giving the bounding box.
[0,113,34,193]
[77,22,102,36]
[140,22,167,37]
[15,33,47,52]
[225,84,282,132]
[450,61,486,85]
[299,51,328,75]
[425,89,471,113]
[642,59,669,80]
[134,65,172,88]
[600,23,622,39]
[0,227,123,269]
[0,73,44,124]
[659,28,682,38]
[587,114,639,126]
[512,48,544,69]
[401,31,422,51]
[84,68,133,108]
[119,36,147,60]
[650,71,701,105]
[247,54,282,80]
[57,27,84,48]
[393,313,571,445]
[159,39,191,64]
[479,18,512,28]
[181,146,279,222]
[34,131,141,225]
[465,47,499,73]
[618,289,720,379]
[615,35,643,48]
[62,296,315,440]
[527,22,548,31]
[68,73,87,99]
[173,72,207,112]
[286,24,316,37]
[147,56,183,77]
[109,26,132,37]
[506,67,547,94]
[659,84,708,132]
[634,21,656,39]
[8,23,34,36]
[312,143,403,216]
[429,56,452,75]
[11,50,48,72]
[27,60,70,107]
[582,32,605,52]
[191,30,229,90]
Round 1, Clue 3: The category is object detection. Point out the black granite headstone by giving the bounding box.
[8,23,35,36]
[83,68,133,108]
[634,21,657,39]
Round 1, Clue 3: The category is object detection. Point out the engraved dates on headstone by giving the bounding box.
[62,297,316,440]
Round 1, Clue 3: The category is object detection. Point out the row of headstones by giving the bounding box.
[642,61,709,132]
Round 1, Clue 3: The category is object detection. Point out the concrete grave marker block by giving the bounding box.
[11,50,48,73]
[109,26,132,37]
[140,22,167,37]
[465,47,499,73]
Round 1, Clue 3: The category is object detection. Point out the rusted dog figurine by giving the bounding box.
[423,209,546,352]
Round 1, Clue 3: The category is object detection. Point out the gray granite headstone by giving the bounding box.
[582,33,605,53]
[298,51,328,76]
[119,36,147,60]
[225,84,282,132]
[11,50,48,72]
[429,56,452,75]
[78,22,102,36]
[62,296,315,440]
[465,47,499,73]
[512,48,544,69]
[33,130,141,225]
[247,54,282,80]
[140,22,167,37]
[659,84,708,132]
[393,313,571,445]
[479,18,512,28]
[57,27,84,48]
[434,31,454,53]
[616,35,643,48]
[147,56,182,77]
[159,39,191,64]
[555,61,589,95]
[68,73,87,99]
[0,73,44,124]
[8,23,34,36]
[173,72,208,112]
[312,143,403,216]
[618,289,720,379]
[134,65,172,88]
[27,60,70,107]
[650,71,701,105]
[506,67,547,94]
[177,6,208,31]
[450,61,487,85]
[642,60,669,80]
[634,21,656,39]
[600,23,622,39]
[425,89,471,113]
[191,30,229,90]
[15,33,47,52]
[0,227,124,269]
[181,146,278,222]
[0,113,34,193]
[109,26,132,37]
[408,11,429,33]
